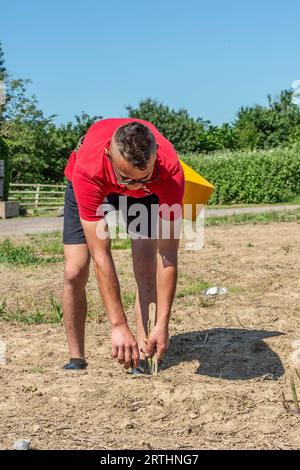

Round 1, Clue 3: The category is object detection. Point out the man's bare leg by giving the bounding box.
[131,238,158,359]
[63,243,91,359]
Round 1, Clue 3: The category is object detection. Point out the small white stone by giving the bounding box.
[203,286,228,296]
[12,439,31,450]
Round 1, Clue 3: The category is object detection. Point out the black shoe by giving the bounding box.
[128,359,147,375]
[63,358,88,370]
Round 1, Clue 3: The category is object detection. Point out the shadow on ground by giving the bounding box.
[161,328,285,380]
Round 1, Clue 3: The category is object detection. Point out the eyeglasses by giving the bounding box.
[105,151,159,185]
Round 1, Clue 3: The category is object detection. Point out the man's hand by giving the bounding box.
[111,323,140,369]
[141,324,170,361]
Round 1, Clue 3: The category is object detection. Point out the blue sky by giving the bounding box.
[1,0,299,125]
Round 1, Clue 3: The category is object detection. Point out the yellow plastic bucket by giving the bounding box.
[180,159,214,220]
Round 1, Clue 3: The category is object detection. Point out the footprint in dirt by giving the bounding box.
[161,328,285,380]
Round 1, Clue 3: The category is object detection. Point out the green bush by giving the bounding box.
[181,147,300,204]
[0,136,10,200]
[0,239,39,265]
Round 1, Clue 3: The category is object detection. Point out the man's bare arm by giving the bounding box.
[142,219,180,360]
[156,229,179,329]
[80,218,139,367]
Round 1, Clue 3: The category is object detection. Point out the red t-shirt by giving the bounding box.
[64,118,185,221]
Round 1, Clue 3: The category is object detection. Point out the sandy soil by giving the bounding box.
[1,221,300,450]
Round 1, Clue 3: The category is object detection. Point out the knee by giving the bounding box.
[64,264,89,290]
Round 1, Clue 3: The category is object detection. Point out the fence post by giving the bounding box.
[35,184,40,209]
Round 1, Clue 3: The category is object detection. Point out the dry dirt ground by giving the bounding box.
[0,221,300,450]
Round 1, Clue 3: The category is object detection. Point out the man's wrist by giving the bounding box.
[156,317,169,329]
[110,314,128,328]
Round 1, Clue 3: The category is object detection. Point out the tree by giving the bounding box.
[0,41,8,123]
[126,98,209,153]
[0,41,6,79]
[205,123,238,151]
[0,136,9,199]
[0,72,101,183]
[0,42,10,198]
[45,111,102,182]
[234,90,300,149]
[289,124,300,145]
[1,78,55,182]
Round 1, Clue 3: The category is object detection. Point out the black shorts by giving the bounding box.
[63,180,159,244]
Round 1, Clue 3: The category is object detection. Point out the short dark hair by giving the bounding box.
[113,122,156,170]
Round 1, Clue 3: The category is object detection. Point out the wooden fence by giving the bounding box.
[9,183,66,212]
